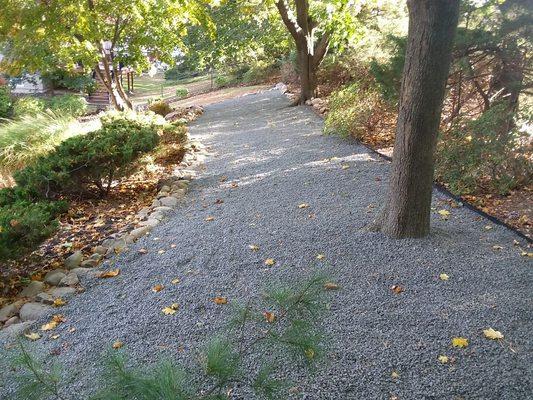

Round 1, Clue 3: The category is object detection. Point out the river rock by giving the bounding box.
[59,272,79,287]
[44,270,67,286]
[0,303,19,322]
[19,302,52,321]
[20,281,45,298]
[65,251,84,269]
[49,287,76,299]
[160,196,178,207]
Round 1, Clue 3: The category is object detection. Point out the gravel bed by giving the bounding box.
[1,90,531,399]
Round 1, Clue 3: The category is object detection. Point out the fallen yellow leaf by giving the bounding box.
[138,248,148,254]
[50,334,60,340]
[316,254,325,260]
[438,355,449,364]
[391,285,404,294]
[298,203,309,209]
[324,282,340,290]
[439,273,449,281]
[304,348,315,359]
[162,303,179,315]
[520,251,533,257]
[152,284,164,293]
[264,258,275,266]
[214,296,228,305]
[25,332,41,341]
[438,209,450,220]
[492,245,503,251]
[205,216,215,222]
[53,298,66,307]
[483,328,504,340]
[158,250,165,254]
[52,314,65,323]
[341,164,350,170]
[41,321,58,331]
[249,244,260,251]
[99,269,120,278]
[113,340,124,349]
[171,277,180,284]
[452,337,469,348]
[391,371,400,379]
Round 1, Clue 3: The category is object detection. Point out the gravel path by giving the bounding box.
[2,90,532,399]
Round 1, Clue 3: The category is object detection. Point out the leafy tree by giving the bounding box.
[371,0,460,238]
[272,0,372,104]
[0,0,212,110]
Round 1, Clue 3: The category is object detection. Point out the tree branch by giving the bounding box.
[275,0,301,41]
[313,32,330,68]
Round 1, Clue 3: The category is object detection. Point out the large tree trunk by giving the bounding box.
[372,0,460,238]
[297,43,317,103]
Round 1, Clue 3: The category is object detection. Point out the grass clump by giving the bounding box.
[7,274,334,400]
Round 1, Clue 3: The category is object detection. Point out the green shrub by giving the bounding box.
[0,85,13,118]
[242,62,277,84]
[0,195,67,261]
[0,111,80,182]
[324,82,383,139]
[42,70,96,95]
[47,94,88,117]
[436,103,532,195]
[175,87,188,99]
[215,74,236,88]
[13,97,46,117]
[148,99,172,116]
[369,35,406,105]
[14,112,161,199]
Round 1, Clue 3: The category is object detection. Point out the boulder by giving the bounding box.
[44,270,67,286]
[160,196,178,207]
[59,272,79,287]
[81,259,99,268]
[36,292,54,305]
[20,281,45,298]
[138,219,159,228]
[93,245,107,255]
[48,287,76,299]
[64,251,84,269]
[0,303,20,322]
[1,321,34,337]
[130,226,151,240]
[19,302,52,321]
[3,316,20,328]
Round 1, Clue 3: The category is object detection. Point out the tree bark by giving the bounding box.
[372,0,460,238]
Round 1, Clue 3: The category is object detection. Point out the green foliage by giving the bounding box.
[148,99,173,117]
[0,194,67,261]
[369,35,406,105]
[324,82,383,139]
[13,97,47,117]
[242,62,278,84]
[42,70,96,95]
[13,95,87,118]
[8,275,333,399]
[175,87,189,99]
[436,103,532,195]
[14,112,161,199]
[214,74,235,88]
[47,94,88,117]
[0,85,13,118]
[0,111,80,181]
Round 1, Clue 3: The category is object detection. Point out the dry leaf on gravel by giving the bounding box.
[391,285,404,294]
[263,311,276,323]
[249,244,260,251]
[214,296,228,305]
[264,258,275,266]
[492,245,503,251]
[171,278,180,284]
[53,298,66,307]
[25,332,41,341]
[341,164,350,170]
[324,282,339,290]
[113,340,124,349]
[438,355,449,364]
[138,248,148,254]
[41,321,58,331]
[452,337,469,348]
[298,203,309,209]
[483,328,504,340]
[162,303,179,315]
[316,254,325,260]
[438,209,450,220]
[99,269,120,278]
[205,216,215,222]
[152,284,164,293]
[439,273,449,281]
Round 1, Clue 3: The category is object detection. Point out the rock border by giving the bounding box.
[1,109,210,337]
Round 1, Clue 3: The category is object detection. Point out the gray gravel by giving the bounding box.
[2,90,532,399]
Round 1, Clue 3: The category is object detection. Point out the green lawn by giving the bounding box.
[130,73,211,105]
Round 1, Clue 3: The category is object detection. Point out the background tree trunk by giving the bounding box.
[374,0,460,238]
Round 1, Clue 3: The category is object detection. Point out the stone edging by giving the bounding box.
[0,120,210,338]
